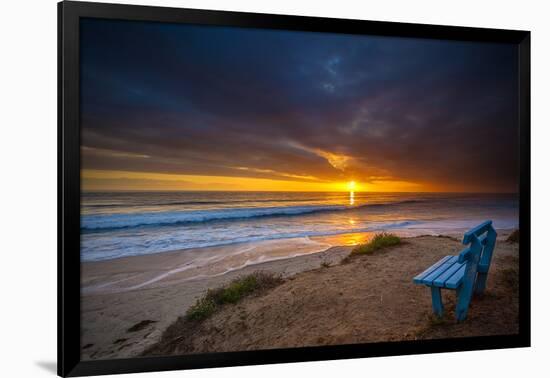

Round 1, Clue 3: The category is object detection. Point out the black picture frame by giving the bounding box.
[58,1,531,376]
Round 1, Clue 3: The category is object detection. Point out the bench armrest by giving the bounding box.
[458,247,471,264]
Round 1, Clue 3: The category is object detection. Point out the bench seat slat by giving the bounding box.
[413,256,453,283]
[416,256,458,285]
[413,255,453,284]
[445,264,467,289]
[432,261,466,288]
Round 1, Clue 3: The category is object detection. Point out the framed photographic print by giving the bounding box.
[58,1,530,376]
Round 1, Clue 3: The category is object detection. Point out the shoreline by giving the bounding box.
[80,229,517,360]
[81,227,516,295]
[81,236,333,295]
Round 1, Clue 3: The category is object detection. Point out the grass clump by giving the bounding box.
[506,229,519,243]
[186,297,217,321]
[351,233,401,255]
[185,272,283,322]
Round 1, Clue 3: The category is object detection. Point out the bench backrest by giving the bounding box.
[458,220,497,269]
[457,220,497,299]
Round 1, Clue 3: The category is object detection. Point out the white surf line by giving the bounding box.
[181,243,333,282]
[90,238,333,293]
[115,245,262,291]
[122,261,201,291]
[81,273,145,294]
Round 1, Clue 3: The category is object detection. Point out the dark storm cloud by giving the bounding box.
[80,18,519,192]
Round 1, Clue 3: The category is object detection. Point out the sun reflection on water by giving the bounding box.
[349,191,355,206]
[317,232,373,246]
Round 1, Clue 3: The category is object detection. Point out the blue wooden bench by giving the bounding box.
[413,221,497,321]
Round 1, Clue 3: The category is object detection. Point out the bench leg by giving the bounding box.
[474,272,488,295]
[430,287,444,317]
[455,285,473,322]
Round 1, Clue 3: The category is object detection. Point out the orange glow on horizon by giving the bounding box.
[81,169,453,193]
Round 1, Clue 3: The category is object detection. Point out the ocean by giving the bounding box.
[81,191,518,262]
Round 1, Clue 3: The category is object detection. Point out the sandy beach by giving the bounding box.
[80,229,519,360]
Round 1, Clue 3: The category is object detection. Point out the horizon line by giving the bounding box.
[81,189,520,194]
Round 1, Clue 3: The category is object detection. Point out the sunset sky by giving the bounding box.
[80,19,519,193]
